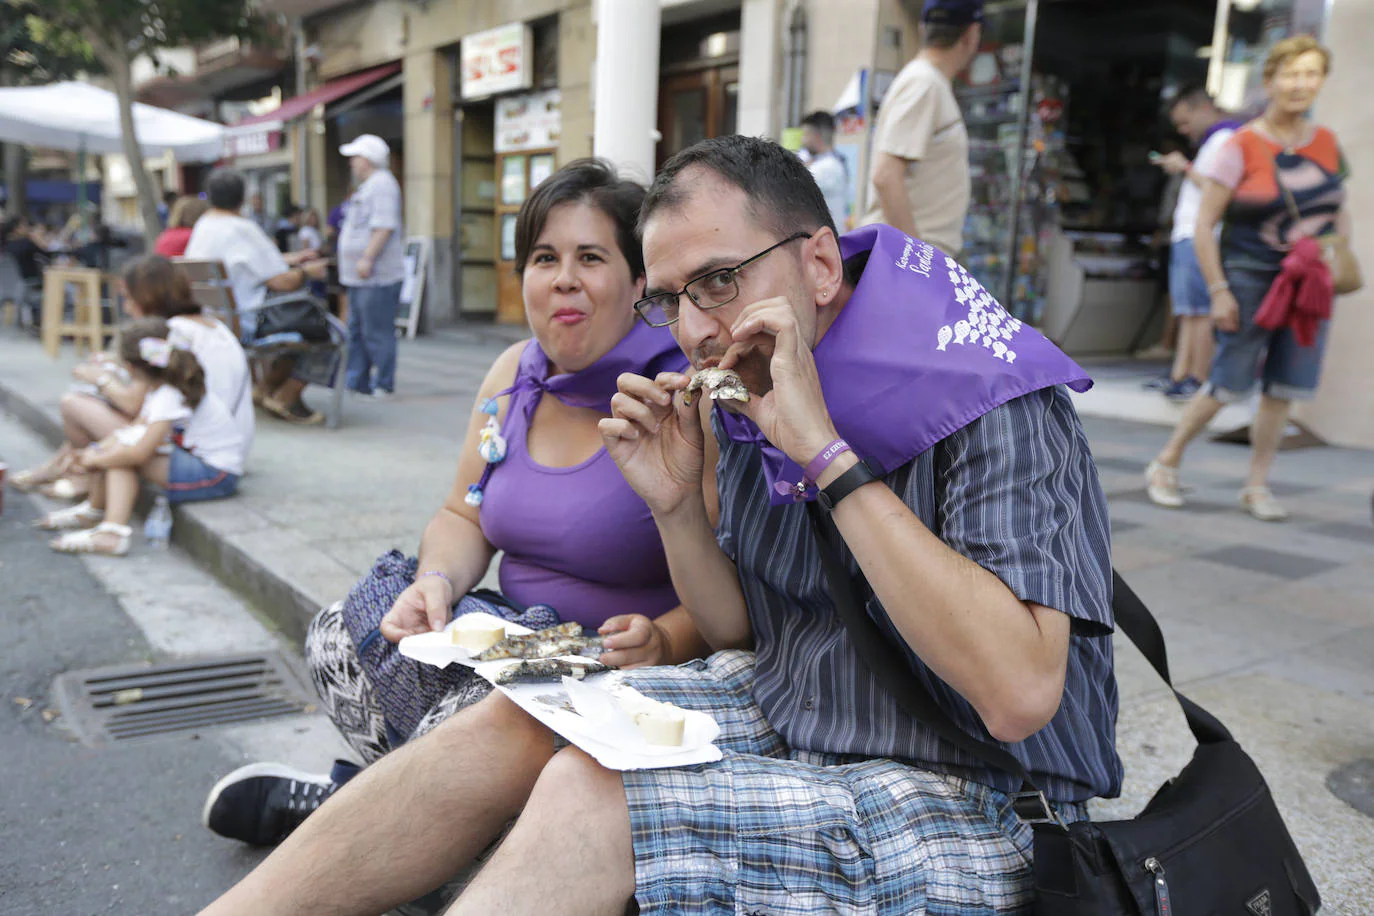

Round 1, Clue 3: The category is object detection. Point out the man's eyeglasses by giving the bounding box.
[634,232,812,328]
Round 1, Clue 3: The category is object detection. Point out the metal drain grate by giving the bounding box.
[53,653,314,746]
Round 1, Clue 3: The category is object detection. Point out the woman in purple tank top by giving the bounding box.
[202,161,715,850]
[380,167,709,655]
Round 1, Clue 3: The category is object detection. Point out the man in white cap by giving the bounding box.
[338,133,405,398]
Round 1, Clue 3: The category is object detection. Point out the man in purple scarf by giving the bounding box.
[1152,85,1242,401]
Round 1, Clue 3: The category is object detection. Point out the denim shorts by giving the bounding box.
[166,445,239,505]
[1206,264,1329,403]
[236,308,259,343]
[1168,240,1211,317]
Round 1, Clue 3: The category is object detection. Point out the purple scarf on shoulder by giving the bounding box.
[717,224,1093,505]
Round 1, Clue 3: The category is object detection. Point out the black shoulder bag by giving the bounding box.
[805,501,1320,916]
[254,290,331,343]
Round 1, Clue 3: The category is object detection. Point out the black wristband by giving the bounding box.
[817,459,879,511]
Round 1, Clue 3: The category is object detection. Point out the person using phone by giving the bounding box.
[1149,86,1240,402]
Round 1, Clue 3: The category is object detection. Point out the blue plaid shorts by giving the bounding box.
[619,651,1086,915]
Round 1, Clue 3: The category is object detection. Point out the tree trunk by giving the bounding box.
[104,46,163,248]
[2,143,26,218]
[0,65,23,218]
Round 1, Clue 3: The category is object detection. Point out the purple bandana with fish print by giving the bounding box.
[716,224,1093,505]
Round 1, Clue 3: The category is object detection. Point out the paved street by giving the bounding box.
[2,324,1373,912]
[0,413,351,916]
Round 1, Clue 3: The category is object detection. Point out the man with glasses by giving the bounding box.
[200,137,1119,915]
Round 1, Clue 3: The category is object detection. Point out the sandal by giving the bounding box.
[10,452,73,491]
[1240,486,1288,522]
[263,396,324,426]
[36,500,104,530]
[50,522,132,556]
[40,475,90,501]
[1144,460,1184,509]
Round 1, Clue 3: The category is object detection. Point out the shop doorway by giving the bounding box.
[455,102,497,321]
[951,0,1322,354]
[657,12,741,167]
[494,147,557,324]
[657,66,739,166]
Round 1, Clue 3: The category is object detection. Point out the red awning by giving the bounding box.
[226,62,402,133]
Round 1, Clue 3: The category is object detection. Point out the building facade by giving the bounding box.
[239,0,1369,447]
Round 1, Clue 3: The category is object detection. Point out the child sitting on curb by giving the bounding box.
[38,317,247,556]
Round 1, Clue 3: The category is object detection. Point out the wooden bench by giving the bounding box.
[174,258,349,430]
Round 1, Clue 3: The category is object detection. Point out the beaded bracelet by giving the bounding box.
[418,570,453,592]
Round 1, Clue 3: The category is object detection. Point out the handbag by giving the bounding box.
[805,501,1321,915]
[253,290,331,342]
[1271,146,1362,295]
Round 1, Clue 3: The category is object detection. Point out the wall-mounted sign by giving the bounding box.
[461,22,533,100]
[223,128,282,159]
[495,89,561,153]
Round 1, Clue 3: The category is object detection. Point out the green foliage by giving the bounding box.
[21,0,265,66]
[0,2,94,82]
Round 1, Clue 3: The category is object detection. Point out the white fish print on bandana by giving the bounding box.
[934,256,1023,364]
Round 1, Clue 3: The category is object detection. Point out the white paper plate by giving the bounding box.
[397,612,534,669]
[480,669,722,771]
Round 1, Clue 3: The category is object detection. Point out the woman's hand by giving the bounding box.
[599,372,706,518]
[72,363,104,385]
[74,445,106,471]
[380,575,456,644]
[720,296,838,467]
[597,614,671,669]
[1211,288,1241,333]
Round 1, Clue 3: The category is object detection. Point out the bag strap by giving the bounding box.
[804,498,1234,805]
[805,501,1057,821]
[1108,570,1232,744]
[1261,131,1305,225]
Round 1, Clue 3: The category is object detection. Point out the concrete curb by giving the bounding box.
[0,378,318,646]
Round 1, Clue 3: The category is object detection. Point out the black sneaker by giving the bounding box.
[1141,373,1174,391]
[202,762,341,845]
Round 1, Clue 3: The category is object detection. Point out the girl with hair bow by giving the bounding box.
[37,317,247,556]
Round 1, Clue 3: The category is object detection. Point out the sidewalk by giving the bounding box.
[0,323,524,643]
[3,326,1373,908]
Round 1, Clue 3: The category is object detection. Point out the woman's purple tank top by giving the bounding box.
[478,394,679,628]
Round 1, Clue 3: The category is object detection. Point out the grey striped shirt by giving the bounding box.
[714,385,1121,803]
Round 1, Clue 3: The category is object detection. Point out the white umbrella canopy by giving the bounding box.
[0,81,224,163]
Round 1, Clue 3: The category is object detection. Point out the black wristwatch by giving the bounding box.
[817,460,880,511]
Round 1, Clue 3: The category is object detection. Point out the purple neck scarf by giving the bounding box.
[1200,119,1242,148]
[497,318,687,423]
[717,224,1093,506]
[470,319,686,501]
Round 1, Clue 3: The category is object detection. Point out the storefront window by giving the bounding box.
[1212,0,1326,115]
[954,1,1032,314]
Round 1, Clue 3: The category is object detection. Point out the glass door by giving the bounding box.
[656,64,740,167]
[952,0,1037,317]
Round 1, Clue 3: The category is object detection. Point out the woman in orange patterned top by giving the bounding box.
[1146,36,1350,522]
